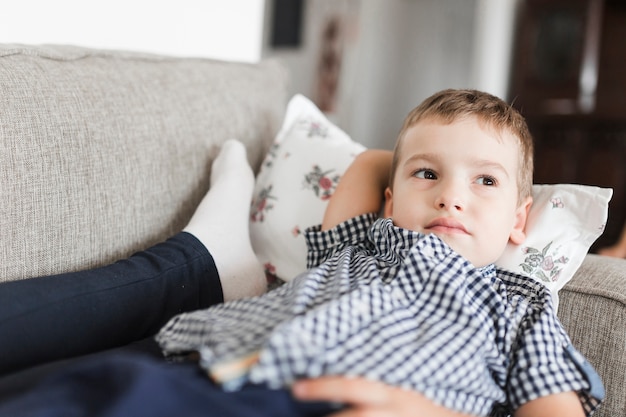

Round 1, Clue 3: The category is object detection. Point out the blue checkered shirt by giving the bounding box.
[157,214,603,416]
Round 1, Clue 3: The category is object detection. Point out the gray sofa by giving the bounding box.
[1,44,624,416]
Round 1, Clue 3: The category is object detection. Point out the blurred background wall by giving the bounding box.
[261,0,518,150]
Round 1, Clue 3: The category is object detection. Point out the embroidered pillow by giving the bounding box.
[497,184,611,307]
[249,94,366,284]
[250,94,612,305]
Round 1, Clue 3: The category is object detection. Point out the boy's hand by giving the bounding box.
[293,377,586,417]
[292,376,474,417]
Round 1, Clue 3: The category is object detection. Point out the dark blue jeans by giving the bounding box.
[0,233,339,416]
[0,352,339,417]
[0,232,222,375]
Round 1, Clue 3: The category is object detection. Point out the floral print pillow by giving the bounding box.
[496,184,612,308]
[249,94,365,285]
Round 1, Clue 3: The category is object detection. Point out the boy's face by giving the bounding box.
[384,117,532,267]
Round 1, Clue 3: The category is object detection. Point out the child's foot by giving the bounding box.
[184,140,266,301]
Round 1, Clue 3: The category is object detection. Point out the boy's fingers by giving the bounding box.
[292,378,470,417]
[292,376,390,406]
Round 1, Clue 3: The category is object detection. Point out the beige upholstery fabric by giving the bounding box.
[559,254,626,417]
[0,44,288,281]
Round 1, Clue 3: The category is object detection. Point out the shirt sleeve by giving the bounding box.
[507,295,604,415]
[304,213,378,269]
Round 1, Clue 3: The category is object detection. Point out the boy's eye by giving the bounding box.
[414,169,437,180]
[476,176,497,186]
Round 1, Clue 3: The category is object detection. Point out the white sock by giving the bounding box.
[183,139,266,301]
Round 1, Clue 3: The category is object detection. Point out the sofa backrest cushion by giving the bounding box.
[0,44,288,281]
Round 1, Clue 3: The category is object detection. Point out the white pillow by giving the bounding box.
[250,94,612,304]
[497,183,612,307]
[250,94,366,284]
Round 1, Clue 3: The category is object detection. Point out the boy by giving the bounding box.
[157,89,603,416]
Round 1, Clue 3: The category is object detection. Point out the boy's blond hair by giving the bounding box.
[389,89,534,204]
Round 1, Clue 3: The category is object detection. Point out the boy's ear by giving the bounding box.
[509,196,533,245]
[383,187,393,218]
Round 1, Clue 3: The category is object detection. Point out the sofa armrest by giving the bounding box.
[558,254,626,417]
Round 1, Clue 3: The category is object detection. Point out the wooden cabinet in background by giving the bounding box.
[510,0,626,251]
[528,118,626,250]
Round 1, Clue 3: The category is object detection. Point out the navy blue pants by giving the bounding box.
[0,352,339,417]
[0,233,338,416]
[0,232,221,375]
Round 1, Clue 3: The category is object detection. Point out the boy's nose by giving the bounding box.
[434,182,465,211]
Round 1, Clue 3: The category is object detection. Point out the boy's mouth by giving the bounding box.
[425,218,468,234]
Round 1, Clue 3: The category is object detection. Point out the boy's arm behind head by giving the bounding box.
[321,149,392,230]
